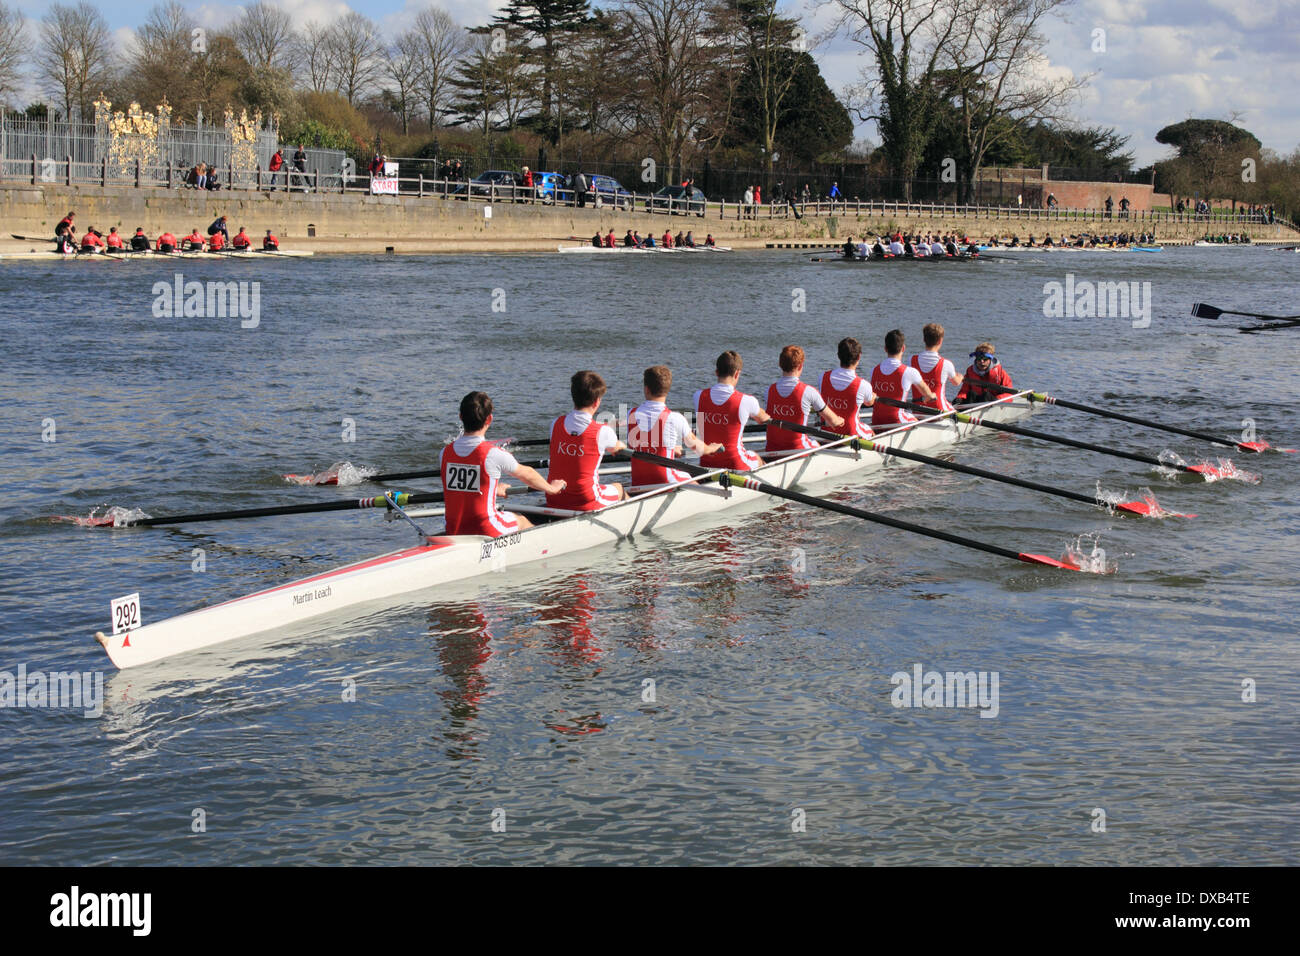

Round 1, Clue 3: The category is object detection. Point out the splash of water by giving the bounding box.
[63,505,152,527]
[1155,448,1187,479]
[333,462,378,486]
[1062,532,1116,574]
[1195,457,1260,484]
[1095,481,1174,518]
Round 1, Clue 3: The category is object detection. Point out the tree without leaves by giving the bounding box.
[37,1,115,120]
[231,1,297,72]
[296,22,335,94]
[828,0,966,200]
[325,12,385,106]
[410,6,467,131]
[0,2,25,108]
[124,2,199,118]
[944,0,1086,203]
[613,0,719,185]
[382,32,424,134]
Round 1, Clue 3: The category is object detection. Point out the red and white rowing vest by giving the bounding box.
[820,370,871,437]
[546,416,609,511]
[698,389,756,470]
[440,440,511,537]
[910,355,952,411]
[628,405,676,485]
[765,381,816,451]
[870,363,910,426]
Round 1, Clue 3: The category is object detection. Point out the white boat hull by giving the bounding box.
[96,398,1032,669]
[0,249,313,262]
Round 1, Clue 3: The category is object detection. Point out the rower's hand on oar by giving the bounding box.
[819,407,846,430]
[704,442,725,456]
[495,484,510,497]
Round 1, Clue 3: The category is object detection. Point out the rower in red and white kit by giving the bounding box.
[954,341,1013,404]
[695,350,771,471]
[765,345,843,452]
[820,336,876,438]
[870,328,938,426]
[910,322,963,411]
[441,391,566,536]
[546,371,628,511]
[627,364,723,490]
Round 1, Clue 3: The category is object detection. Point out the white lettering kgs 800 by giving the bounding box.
[444,463,481,492]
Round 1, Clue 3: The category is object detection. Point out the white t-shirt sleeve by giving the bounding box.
[857,379,874,403]
[802,386,827,413]
[668,410,691,446]
[738,393,761,424]
[485,446,520,479]
[597,423,621,453]
[901,367,924,390]
[942,359,956,384]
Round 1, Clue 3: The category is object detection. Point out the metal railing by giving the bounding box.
[3,157,1292,234]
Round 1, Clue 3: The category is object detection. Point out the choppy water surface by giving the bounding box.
[1,246,1298,864]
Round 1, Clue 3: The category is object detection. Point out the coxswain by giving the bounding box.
[910,322,963,411]
[765,345,843,453]
[695,350,770,471]
[954,343,1013,405]
[592,232,603,248]
[820,337,875,438]
[156,230,179,254]
[53,221,75,253]
[232,226,252,250]
[262,229,279,251]
[624,230,636,247]
[182,228,206,251]
[704,234,716,247]
[546,371,627,511]
[104,227,124,251]
[207,215,230,244]
[79,227,104,253]
[965,239,980,255]
[605,229,616,248]
[208,229,226,252]
[870,329,937,427]
[441,391,565,536]
[626,365,722,491]
[842,235,856,259]
[662,229,673,248]
[130,227,151,252]
[683,231,696,247]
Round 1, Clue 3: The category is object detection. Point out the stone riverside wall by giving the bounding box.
[2,182,1294,254]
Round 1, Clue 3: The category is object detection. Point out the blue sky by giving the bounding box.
[9,0,1299,166]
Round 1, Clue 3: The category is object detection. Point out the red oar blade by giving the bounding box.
[1114,500,1196,519]
[282,472,339,486]
[1017,552,1106,572]
[48,506,149,527]
[1187,463,1221,479]
[1237,441,1270,453]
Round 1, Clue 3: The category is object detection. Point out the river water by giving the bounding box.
[1,245,1297,864]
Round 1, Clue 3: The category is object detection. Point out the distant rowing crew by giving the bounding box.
[53,211,279,255]
[589,228,718,249]
[840,232,980,259]
[441,324,1013,538]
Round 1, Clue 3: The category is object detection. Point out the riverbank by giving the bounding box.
[3,181,1294,255]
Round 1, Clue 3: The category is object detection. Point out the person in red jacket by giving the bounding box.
[105,227,124,250]
[232,227,252,249]
[156,231,179,253]
[79,228,104,252]
[955,343,1013,404]
[662,229,673,248]
[262,229,279,250]
[182,228,206,251]
[268,148,284,188]
[208,230,225,251]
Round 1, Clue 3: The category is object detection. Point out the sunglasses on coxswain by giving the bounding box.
[971,352,998,363]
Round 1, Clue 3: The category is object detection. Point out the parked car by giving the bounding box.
[452,170,526,201]
[581,173,634,210]
[651,184,706,216]
[533,171,568,204]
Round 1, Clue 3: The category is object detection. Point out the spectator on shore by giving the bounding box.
[1046,192,1058,208]
[573,170,589,207]
[369,153,383,178]
[521,166,533,192]
[1104,195,1113,218]
[829,181,842,209]
[743,185,754,220]
[753,184,762,207]
[293,144,308,192]
[1119,195,1130,218]
[1177,198,1185,214]
[268,148,283,189]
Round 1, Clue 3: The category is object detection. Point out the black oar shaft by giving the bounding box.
[977,382,1250,450]
[766,419,1102,507]
[874,396,1186,471]
[130,491,446,527]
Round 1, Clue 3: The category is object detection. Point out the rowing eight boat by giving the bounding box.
[557,245,731,254]
[0,249,314,262]
[94,394,1034,669]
